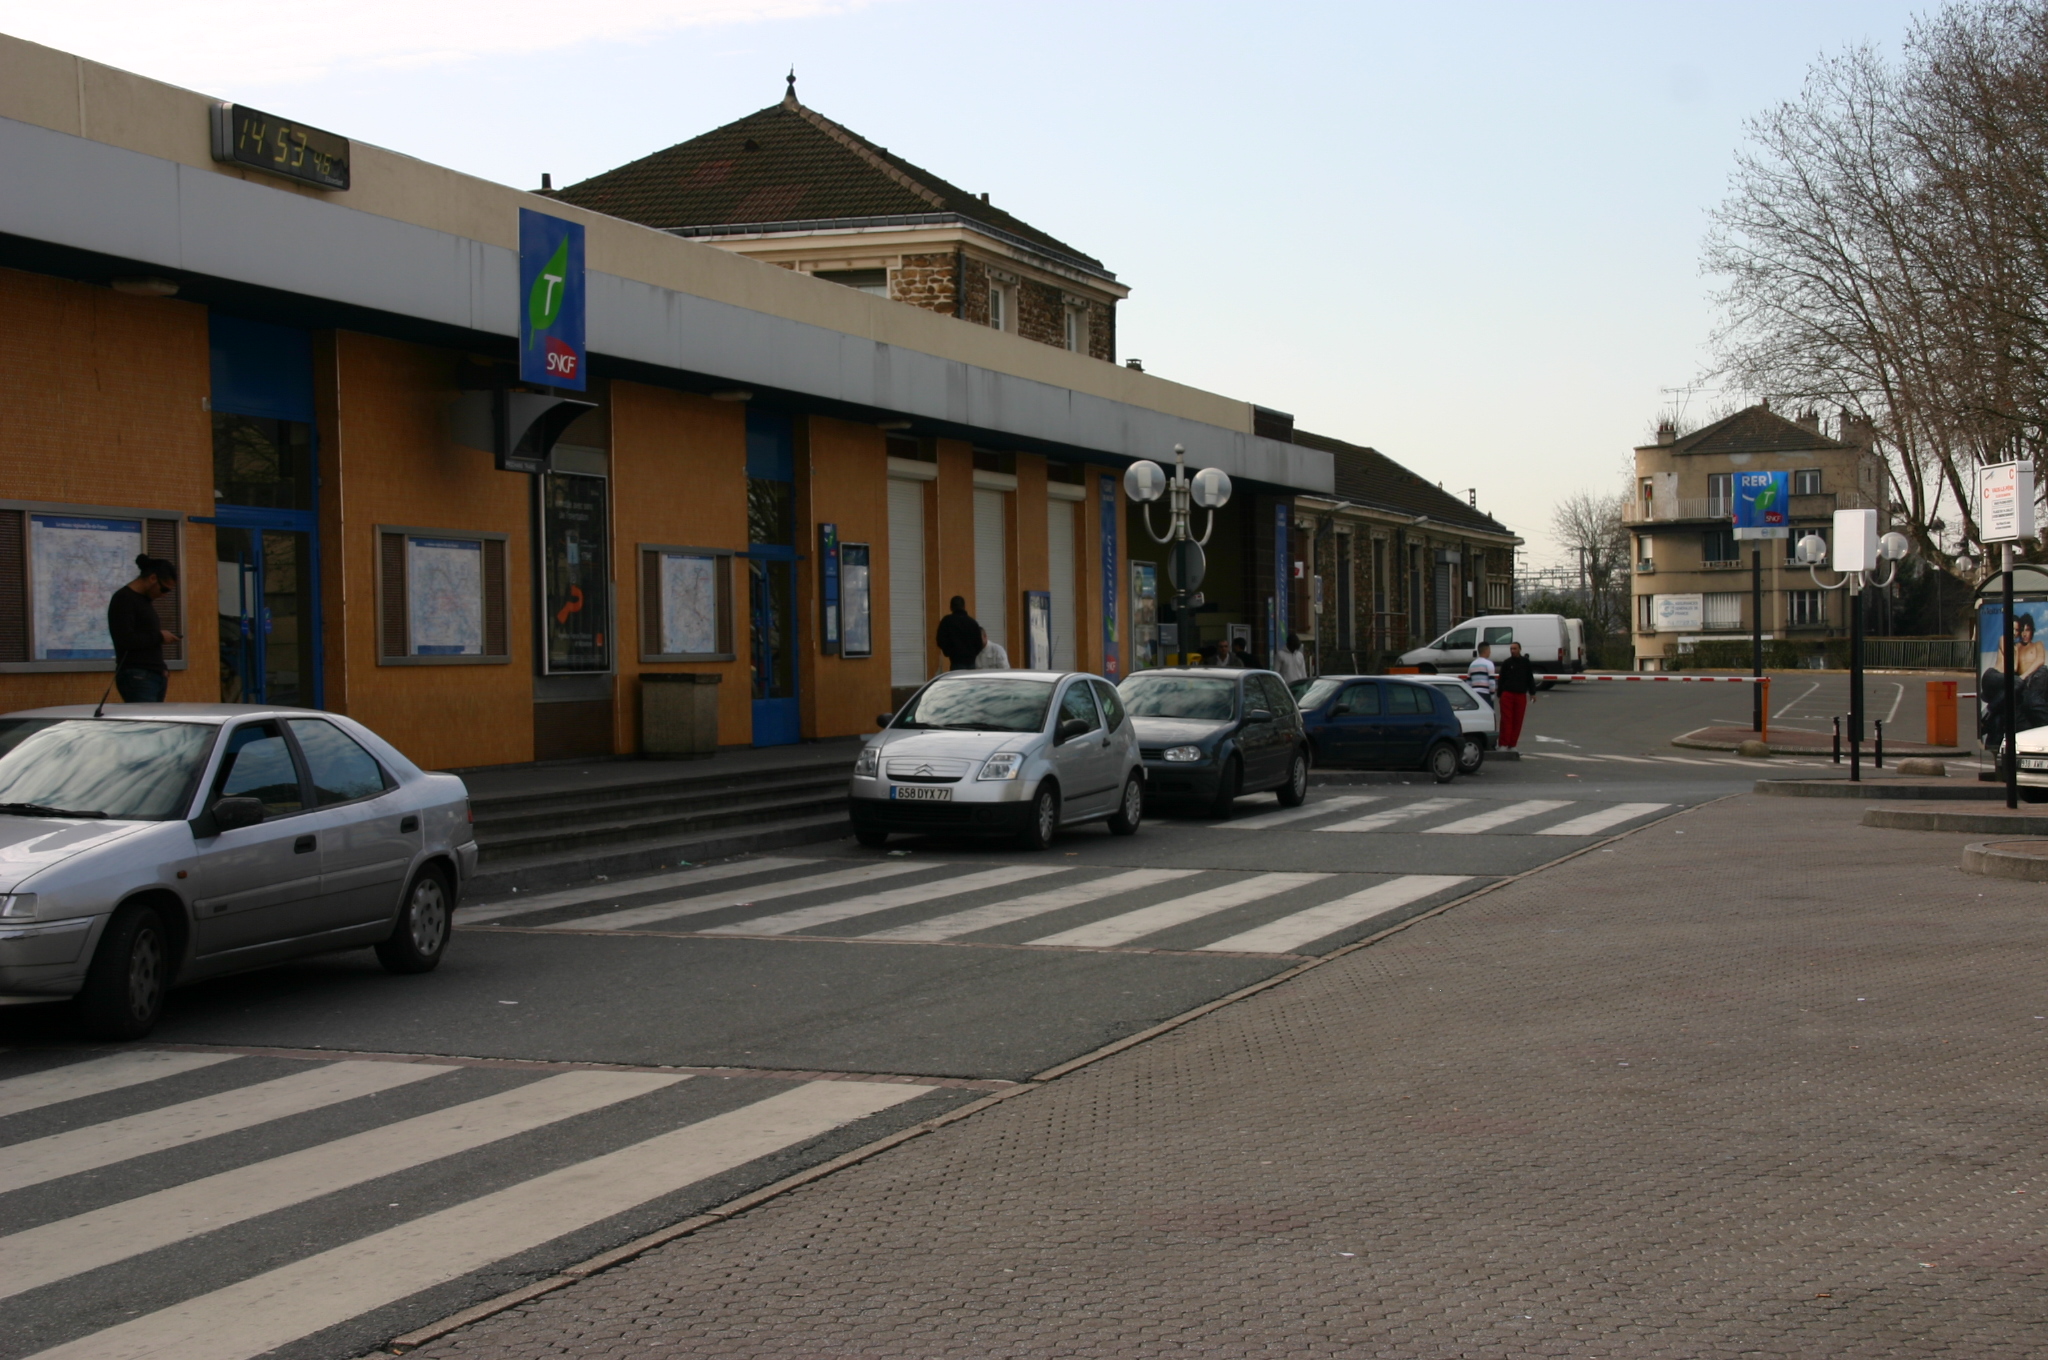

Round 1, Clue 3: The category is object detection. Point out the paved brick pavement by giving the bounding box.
[414,795,2048,1357]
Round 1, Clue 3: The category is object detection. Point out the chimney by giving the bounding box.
[1656,420,1676,446]
[1796,409,1822,434]
[540,173,552,191]
[1125,358,1143,372]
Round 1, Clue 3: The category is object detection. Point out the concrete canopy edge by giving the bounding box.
[0,111,1333,494]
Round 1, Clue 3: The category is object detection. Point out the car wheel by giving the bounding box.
[1277,750,1309,806]
[854,828,890,848]
[377,865,451,975]
[1209,756,1243,819]
[1426,742,1460,784]
[1019,784,1060,851]
[1458,736,1485,775]
[75,902,169,1041]
[1107,776,1144,836]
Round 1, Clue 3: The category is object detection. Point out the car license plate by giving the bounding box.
[890,785,952,802]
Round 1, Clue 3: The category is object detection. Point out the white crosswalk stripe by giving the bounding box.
[1199,875,1470,954]
[5,1063,927,1360]
[1316,797,1469,832]
[1533,802,1671,836]
[0,1070,683,1302]
[1213,795,1380,830]
[705,864,1069,936]
[1031,872,1333,949]
[461,857,816,924]
[0,1050,237,1119]
[865,868,1197,942]
[539,860,931,931]
[0,1060,450,1195]
[1422,799,1574,835]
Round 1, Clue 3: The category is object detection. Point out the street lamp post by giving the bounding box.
[1125,444,1232,666]
[1796,511,1911,782]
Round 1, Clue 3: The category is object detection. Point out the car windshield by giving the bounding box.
[1120,676,1237,721]
[894,678,1055,733]
[1297,677,1348,710]
[0,719,216,820]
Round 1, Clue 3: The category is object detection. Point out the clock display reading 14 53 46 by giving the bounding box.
[209,103,349,191]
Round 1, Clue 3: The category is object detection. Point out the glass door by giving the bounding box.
[746,413,800,747]
[214,525,316,707]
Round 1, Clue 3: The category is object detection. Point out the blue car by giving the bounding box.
[1294,675,1464,783]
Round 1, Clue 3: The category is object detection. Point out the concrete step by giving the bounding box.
[1962,839,2048,882]
[472,768,846,837]
[463,811,853,898]
[468,754,852,816]
[475,785,848,861]
[1753,778,2004,800]
[1862,806,2048,835]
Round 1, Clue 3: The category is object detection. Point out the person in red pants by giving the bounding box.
[1496,641,1537,749]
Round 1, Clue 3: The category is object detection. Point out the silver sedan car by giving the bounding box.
[850,671,1144,850]
[0,704,478,1039]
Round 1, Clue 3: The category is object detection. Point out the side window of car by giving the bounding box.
[214,722,304,817]
[1441,685,1479,711]
[1090,679,1126,732]
[1483,626,1515,647]
[1266,674,1299,715]
[1059,682,1101,732]
[286,719,389,806]
[1334,683,1380,717]
[1442,627,1476,650]
[1387,684,1430,715]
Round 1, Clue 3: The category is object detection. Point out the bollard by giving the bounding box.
[1925,679,1958,748]
[1760,675,1771,744]
[1875,719,1884,769]
[1833,715,1842,764]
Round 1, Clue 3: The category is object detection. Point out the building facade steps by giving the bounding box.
[462,812,854,899]
[473,781,849,862]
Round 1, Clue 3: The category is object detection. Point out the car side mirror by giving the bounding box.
[1329,703,1349,717]
[1245,708,1274,724]
[1056,717,1092,745]
[210,796,265,833]
[876,713,895,728]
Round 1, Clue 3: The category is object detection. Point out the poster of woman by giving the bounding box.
[1977,600,2048,748]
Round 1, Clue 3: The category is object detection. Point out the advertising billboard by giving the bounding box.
[1733,470,1790,539]
[519,209,586,390]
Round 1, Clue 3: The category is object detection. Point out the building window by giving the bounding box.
[1636,534,1655,571]
[1636,592,1657,632]
[1064,307,1087,352]
[1785,526,1825,566]
[989,284,1009,333]
[1787,589,1827,627]
[1702,527,1737,564]
[1703,592,1744,631]
[376,526,510,664]
[813,268,888,296]
[1639,478,1655,518]
[1793,468,1822,495]
[1707,472,1733,519]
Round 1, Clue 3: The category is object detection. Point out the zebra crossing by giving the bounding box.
[0,1050,933,1360]
[461,797,1671,957]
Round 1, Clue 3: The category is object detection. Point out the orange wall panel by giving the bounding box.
[608,382,750,747]
[0,268,215,709]
[800,417,890,737]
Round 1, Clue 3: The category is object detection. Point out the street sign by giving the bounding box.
[1979,462,2037,542]
[1732,469,1790,539]
[1167,540,1207,592]
[1652,593,1703,631]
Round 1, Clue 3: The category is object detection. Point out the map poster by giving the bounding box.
[840,543,873,658]
[407,537,484,656]
[31,514,143,660]
[660,554,719,656]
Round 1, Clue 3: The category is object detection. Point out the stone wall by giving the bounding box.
[891,252,957,315]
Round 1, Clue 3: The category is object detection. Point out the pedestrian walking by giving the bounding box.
[107,554,180,703]
[1496,640,1537,749]
[1271,632,1308,684]
[935,596,984,672]
[1466,642,1497,707]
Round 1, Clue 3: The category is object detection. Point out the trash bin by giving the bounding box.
[640,673,721,758]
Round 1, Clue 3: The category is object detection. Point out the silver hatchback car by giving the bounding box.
[850,671,1144,850]
[0,704,478,1039]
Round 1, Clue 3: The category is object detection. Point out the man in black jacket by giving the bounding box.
[107,554,180,703]
[1496,641,1538,750]
[935,596,984,672]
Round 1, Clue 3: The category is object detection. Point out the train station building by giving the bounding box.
[0,36,1345,771]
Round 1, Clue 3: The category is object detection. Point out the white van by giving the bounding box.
[1398,614,1585,685]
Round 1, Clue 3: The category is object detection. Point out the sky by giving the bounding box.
[4,0,1931,566]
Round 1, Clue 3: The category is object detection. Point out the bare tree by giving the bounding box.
[1551,490,1632,642]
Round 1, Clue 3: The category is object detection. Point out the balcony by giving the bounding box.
[1624,496,1731,526]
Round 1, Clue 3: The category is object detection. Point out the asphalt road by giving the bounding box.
[0,671,1969,1360]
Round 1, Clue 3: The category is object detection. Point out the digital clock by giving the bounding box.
[209,103,349,191]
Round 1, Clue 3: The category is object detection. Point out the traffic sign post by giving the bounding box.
[1979,464,2034,809]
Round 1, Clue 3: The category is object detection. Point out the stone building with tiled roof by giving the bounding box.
[1628,403,1887,669]
[549,76,1126,361]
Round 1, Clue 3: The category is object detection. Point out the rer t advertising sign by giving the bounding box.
[1979,462,2037,543]
[519,209,586,390]
[1733,469,1790,539]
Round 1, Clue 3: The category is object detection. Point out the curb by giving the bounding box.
[1754,779,2004,801]
[465,816,850,898]
[1862,807,2048,835]
[1961,839,2048,882]
[382,796,1720,1354]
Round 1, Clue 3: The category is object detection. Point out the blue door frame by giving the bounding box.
[746,413,800,747]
